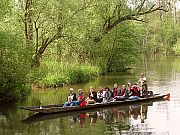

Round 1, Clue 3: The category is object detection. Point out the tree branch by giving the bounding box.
[103,3,169,34]
[134,0,146,12]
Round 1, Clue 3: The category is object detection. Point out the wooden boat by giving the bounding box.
[22,102,153,123]
[21,93,170,114]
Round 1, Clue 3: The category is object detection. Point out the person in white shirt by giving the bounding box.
[138,73,148,97]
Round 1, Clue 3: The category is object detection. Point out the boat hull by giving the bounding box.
[21,94,169,114]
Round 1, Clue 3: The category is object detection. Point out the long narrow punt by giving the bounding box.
[20,94,169,114]
[22,102,153,124]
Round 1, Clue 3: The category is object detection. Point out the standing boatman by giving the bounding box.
[138,73,148,97]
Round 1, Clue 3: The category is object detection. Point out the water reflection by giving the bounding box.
[22,102,152,134]
[67,103,150,129]
[2,55,180,135]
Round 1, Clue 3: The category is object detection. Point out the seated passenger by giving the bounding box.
[122,83,133,99]
[112,83,121,97]
[103,87,112,103]
[63,88,77,107]
[114,85,127,101]
[70,89,86,106]
[127,82,132,91]
[131,83,140,97]
[128,83,140,100]
[86,87,97,104]
[121,84,126,95]
[97,86,104,103]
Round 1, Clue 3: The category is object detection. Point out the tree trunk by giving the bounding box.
[24,0,33,46]
[32,29,62,67]
[56,43,62,62]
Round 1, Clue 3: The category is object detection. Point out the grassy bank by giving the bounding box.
[28,61,101,88]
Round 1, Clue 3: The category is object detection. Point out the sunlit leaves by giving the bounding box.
[0,0,12,20]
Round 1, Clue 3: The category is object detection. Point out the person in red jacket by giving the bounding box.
[131,83,140,97]
[78,89,86,107]
[70,89,86,106]
[112,83,120,97]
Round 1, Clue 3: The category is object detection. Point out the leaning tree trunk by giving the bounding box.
[32,29,62,67]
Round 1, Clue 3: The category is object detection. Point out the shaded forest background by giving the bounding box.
[0,0,180,104]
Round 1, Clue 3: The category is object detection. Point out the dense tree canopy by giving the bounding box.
[1,0,180,103]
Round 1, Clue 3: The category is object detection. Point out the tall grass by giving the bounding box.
[28,61,101,88]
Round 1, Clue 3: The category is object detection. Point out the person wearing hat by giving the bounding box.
[138,73,148,97]
[63,88,77,107]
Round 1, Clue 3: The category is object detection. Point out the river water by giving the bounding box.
[1,55,180,135]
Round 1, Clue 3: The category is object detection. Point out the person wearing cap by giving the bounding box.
[63,88,77,107]
[138,73,148,97]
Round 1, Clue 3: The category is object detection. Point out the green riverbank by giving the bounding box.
[29,62,101,88]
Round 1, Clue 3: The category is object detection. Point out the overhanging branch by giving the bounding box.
[103,2,169,34]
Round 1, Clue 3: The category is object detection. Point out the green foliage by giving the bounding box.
[173,40,180,55]
[28,61,100,87]
[142,10,180,54]
[67,64,100,83]
[160,21,178,53]
[2,0,180,103]
[93,22,142,71]
[0,0,12,20]
[0,31,31,104]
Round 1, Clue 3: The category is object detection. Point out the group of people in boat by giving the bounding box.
[63,73,149,107]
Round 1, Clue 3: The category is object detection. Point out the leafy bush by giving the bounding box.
[0,31,31,104]
[67,64,100,84]
[173,40,180,55]
[29,61,100,87]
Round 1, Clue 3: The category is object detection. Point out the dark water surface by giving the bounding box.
[1,55,180,135]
